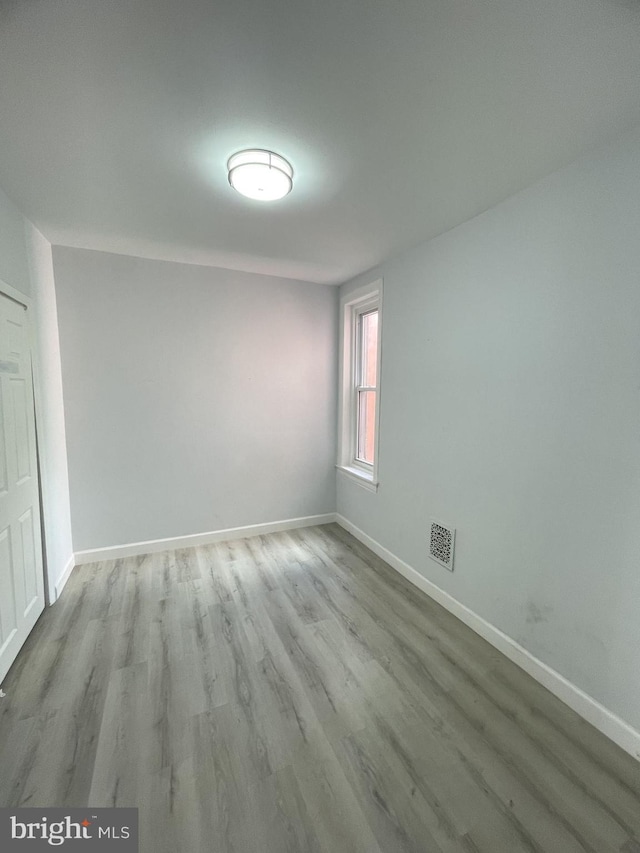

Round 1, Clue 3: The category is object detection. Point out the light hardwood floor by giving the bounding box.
[1,524,639,852]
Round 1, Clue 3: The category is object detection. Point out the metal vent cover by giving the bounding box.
[429,520,455,571]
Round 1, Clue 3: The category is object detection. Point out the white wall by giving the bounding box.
[0,188,32,297]
[52,247,338,552]
[0,187,74,600]
[26,225,74,596]
[338,126,640,734]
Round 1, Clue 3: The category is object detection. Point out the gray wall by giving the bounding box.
[338,126,640,732]
[53,248,338,552]
[0,187,74,598]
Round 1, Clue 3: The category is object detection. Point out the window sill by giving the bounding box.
[336,464,379,493]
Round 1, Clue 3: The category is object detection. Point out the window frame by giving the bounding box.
[337,280,382,491]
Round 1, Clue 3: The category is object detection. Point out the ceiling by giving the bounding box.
[1,0,640,285]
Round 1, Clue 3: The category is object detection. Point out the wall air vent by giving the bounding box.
[429,520,455,571]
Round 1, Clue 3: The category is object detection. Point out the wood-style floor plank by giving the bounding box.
[0,523,638,853]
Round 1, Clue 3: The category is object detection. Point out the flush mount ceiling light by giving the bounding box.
[227,149,293,201]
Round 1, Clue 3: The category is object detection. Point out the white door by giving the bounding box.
[0,289,45,685]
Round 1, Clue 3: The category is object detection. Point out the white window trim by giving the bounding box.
[337,279,382,492]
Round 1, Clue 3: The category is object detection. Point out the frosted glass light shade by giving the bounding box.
[227,149,293,201]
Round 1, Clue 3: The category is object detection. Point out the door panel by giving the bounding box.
[0,391,7,495]
[19,507,38,614]
[0,290,45,684]
[12,378,32,483]
[0,525,17,653]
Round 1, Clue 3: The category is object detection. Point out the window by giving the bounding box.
[337,281,382,491]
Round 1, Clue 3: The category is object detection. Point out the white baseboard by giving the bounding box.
[53,555,76,602]
[74,513,338,565]
[336,514,640,762]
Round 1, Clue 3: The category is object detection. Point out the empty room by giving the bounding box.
[1,0,640,851]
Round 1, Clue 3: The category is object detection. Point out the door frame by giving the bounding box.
[0,276,50,607]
